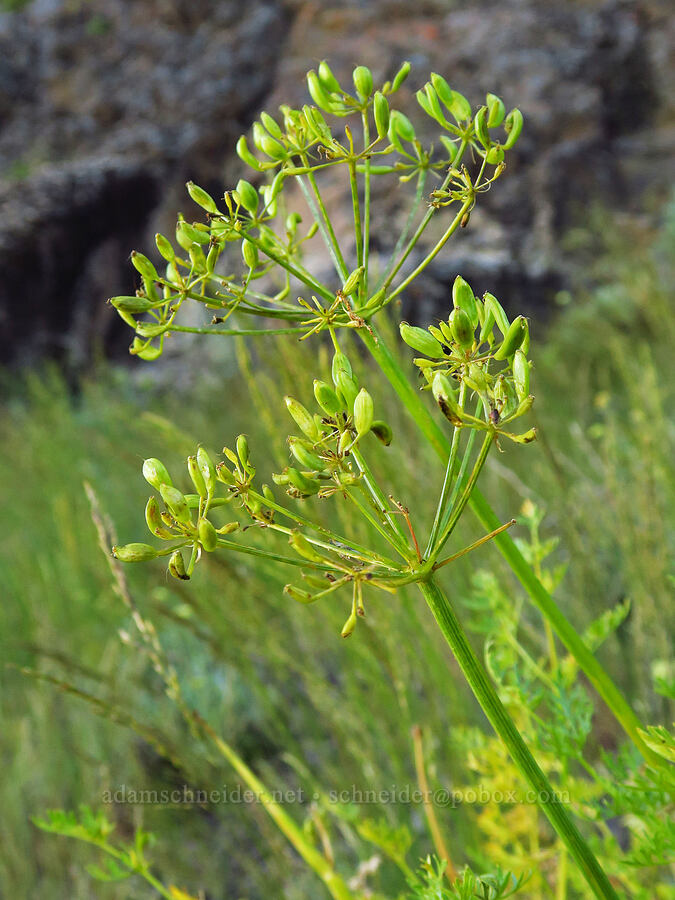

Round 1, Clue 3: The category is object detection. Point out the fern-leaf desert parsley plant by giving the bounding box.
[60,60,670,898]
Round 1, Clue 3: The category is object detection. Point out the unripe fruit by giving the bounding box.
[112,543,158,562]
[143,458,172,491]
[449,307,474,348]
[399,322,444,357]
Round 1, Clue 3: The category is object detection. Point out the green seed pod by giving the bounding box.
[235,179,259,215]
[391,60,411,93]
[449,307,474,348]
[486,146,504,165]
[197,447,217,495]
[334,369,359,413]
[318,60,342,94]
[272,471,290,485]
[342,265,364,297]
[178,221,210,245]
[236,434,250,468]
[284,584,316,604]
[168,549,189,580]
[155,233,175,262]
[484,292,510,337]
[301,572,330,591]
[399,322,444,357]
[341,606,358,638]
[289,437,324,472]
[262,484,275,504]
[466,363,488,392]
[503,108,523,149]
[236,135,262,171]
[331,350,353,382]
[206,243,220,274]
[307,69,336,112]
[337,430,353,456]
[186,181,219,214]
[389,110,416,143]
[289,530,324,562]
[508,426,537,444]
[373,91,390,138]
[428,324,446,344]
[145,497,174,539]
[160,484,191,524]
[112,543,158,563]
[486,93,505,127]
[423,82,450,127]
[371,420,393,446]
[285,397,320,441]
[432,372,463,426]
[130,251,158,282]
[512,349,530,401]
[187,455,207,499]
[175,215,194,251]
[218,521,240,535]
[188,243,207,272]
[474,106,490,148]
[216,462,236,486]
[354,389,374,437]
[439,135,459,163]
[260,111,283,139]
[494,316,528,360]
[286,467,321,494]
[110,295,156,313]
[241,239,259,269]
[494,374,517,418]
[198,518,218,552]
[313,379,343,416]
[352,65,373,101]
[143,458,173,491]
[257,130,286,160]
[452,275,478,328]
[438,319,454,345]
[430,73,472,121]
[479,303,495,345]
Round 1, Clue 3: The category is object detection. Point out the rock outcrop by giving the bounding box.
[0,0,672,363]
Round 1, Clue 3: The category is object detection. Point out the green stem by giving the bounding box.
[425,381,466,557]
[381,138,468,291]
[386,197,473,306]
[361,111,371,301]
[378,169,428,292]
[296,162,349,280]
[247,489,399,570]
[200,717,355,900]
[358,325,660,768]
[350,445,412,558]
[433,430,494,557]
[168,324,306,337]
[248,236,334,303]
[419,578,619,900]
[348,160,363,270]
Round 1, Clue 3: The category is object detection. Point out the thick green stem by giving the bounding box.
[419,578,619,900]
[358,325,660,768]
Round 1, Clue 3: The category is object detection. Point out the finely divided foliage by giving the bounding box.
[35,62,673,899]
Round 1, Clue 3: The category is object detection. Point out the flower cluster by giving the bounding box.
[400,276,536,445]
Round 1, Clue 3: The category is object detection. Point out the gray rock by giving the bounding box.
[0,0,672,363]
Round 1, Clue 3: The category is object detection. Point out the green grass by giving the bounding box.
[0,207,673,898]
